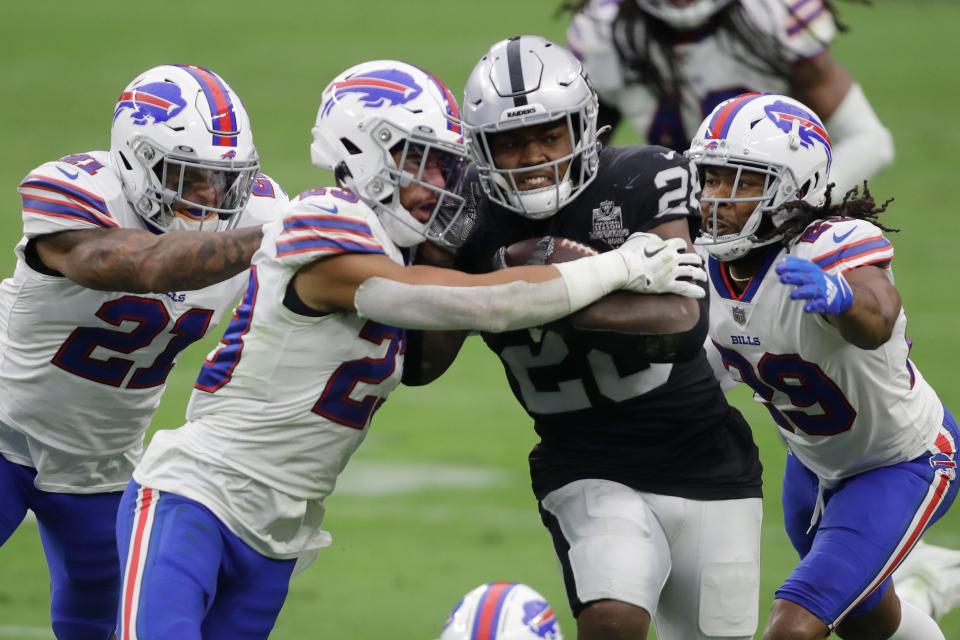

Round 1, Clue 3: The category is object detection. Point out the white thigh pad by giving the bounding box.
[541,479,671,614]
[648,496,762,640]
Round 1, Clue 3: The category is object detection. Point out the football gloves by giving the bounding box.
[617,232,706,298]
[776,256,854,315]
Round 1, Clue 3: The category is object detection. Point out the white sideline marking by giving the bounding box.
[0,626,54,639]
[335,462,509,496]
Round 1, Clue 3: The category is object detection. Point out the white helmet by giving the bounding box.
[463,35,600,220]
[310,60,468,248]
[635,0,737,30]
[439,582,563,640]
[686,92,832,261]
[110,64,260,233]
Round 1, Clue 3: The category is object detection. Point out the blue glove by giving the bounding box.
[775,256,854,315]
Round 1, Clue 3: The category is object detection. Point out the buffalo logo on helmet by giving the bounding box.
[522,599,559,639]
[763,100,832,159]
[321,68,423,117]
[113,81,187,126]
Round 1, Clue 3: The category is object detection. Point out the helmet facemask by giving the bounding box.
[696,158,795,261]
[325,119,468,249]
[471,112,596,220]
[128,137,260,232]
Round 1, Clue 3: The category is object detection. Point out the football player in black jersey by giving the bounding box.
[406,36,763,640]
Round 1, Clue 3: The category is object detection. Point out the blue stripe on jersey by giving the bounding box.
[282,215,373,236]
[813,238,892,271]
[275,237,385,257]
[20,196,116,228]
[21,178,109,214]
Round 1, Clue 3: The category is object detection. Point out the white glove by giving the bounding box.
[615,232,707,298]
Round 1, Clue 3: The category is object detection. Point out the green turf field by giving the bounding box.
[0,1,958,638]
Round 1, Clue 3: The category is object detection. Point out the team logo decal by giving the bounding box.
[930,452,957,481]
[589,200,629,246]
[764,100,833,164]
[321,69,423,118]
[523,599,560,639]
[113,82,187,126]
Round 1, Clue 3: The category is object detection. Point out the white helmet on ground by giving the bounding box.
[635,0,737,30]
[109,64,260,233]
[439,582,563,640]
[463,35,600,220]
[310,60,469,248]
[686,92,833,261]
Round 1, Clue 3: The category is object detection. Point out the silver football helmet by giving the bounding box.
[635,0,737,30]
[687,92,833,261]
[463,35,600,220]
[110,64,260,233]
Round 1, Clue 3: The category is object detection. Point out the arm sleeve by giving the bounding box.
[355,250,630,333]
[824,84,895,197]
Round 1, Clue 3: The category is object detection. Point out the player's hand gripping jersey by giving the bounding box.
[568,0,836,149]
[0,152,286,492]
[456,146,762,501]
[134,188,405,558]
[707,218,945,483]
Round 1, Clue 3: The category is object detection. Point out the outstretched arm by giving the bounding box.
[291,231,705,332]
[791,51,894,196]
[776,257,900,349]
[32,226,264,293]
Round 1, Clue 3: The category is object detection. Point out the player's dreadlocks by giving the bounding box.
[776,181,897,247]
[556,1,872,105]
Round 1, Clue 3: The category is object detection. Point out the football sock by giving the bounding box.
[888,598,944,640]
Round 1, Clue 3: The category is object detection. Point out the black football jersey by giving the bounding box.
[457,145,762,501]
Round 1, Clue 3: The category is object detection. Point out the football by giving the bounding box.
[497,236,598,268]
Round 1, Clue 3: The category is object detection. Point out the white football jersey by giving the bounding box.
[0,151,287,492]
[134,188,407,558]
[706,218,944,483]
[568,0,836,149]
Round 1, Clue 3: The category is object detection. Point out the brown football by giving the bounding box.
[500,236,599,267]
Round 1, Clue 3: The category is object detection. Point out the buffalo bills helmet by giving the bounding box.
[109,64,260,233]
[439,582,563,640]
[310,60,468,248]
[635,0,736,30]
[463,35,600,220]
[687,92,833,261]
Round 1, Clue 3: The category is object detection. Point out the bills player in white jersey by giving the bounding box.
[115,60,706,639]
[0,64,286,639]
[564,0,893,197]
[688,92,957,639]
